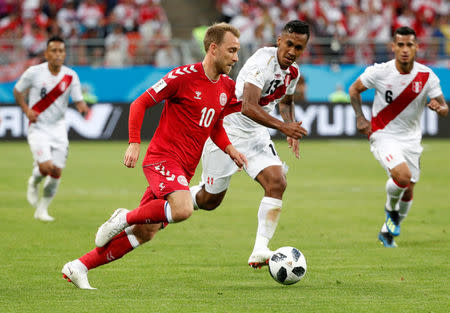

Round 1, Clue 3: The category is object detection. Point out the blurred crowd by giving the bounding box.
[218,0,449,65]
[0,0,448,71]
[0,0,174,67]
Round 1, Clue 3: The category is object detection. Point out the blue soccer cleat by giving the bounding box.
[385,209,400,236]
[378,232,398,248]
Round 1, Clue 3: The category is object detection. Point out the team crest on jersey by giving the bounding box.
[219,93,227,107]
[412,81,422,94]
[60,81,67,91]
[177,175,188,186]
[152,79,167,93]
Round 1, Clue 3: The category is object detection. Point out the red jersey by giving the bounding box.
[129,62,235,180]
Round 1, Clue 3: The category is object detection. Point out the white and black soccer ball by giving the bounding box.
[268,246,307,285]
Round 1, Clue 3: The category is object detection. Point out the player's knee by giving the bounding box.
[172,205,193,222]
[265,176,287,196]
[200,194,224,211]
[393,172,411,187]
[132,224,159,244]
[38,163,51,176]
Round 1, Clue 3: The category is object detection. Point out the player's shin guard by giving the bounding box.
[126,199,170,225]
[398,199,412,223]
[253,197,282,251]
[79,229,138,270]
[385,177,407,211]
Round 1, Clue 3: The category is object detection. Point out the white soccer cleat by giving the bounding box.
[95,208,129,247]
[27,176,39,208]
[248,248,273,269]
[62,261,96,290]
[34,210,55,222]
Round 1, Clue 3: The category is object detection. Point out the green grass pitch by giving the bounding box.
[0,140,449,312]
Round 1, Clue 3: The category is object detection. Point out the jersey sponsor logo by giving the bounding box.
[177,175,188,186]
[151,79,167,93]
[194,91,202,99]
[412,81,422,94]
[219,92,227,106]
[371,72,430,133]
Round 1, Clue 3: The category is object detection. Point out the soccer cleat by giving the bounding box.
[385,209,400,236]
[95,208,129,247]
[34,210,55,222]
[27,176,39,208]
[248,248,273,269]
[61,261,96,290]
[378,231,398,248]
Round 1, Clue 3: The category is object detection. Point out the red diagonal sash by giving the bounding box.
[371,72,429,133]
[32,74,73,114]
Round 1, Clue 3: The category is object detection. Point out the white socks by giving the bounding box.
[398,199,412,223]
[189,185,202,210]
[36,176,60,215]
[253,197,282,252]
[385,178,407,211]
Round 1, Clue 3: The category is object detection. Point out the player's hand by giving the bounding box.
[76,101,90,118]
[287,136,300,158]
[279,121,308,140]
[26,108,38,123]
[225,145,248,170]
[356,115,372,136]
[427,99,448,117]
[123,143,140,168]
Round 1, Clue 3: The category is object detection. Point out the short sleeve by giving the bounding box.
[244,63,265,90]
[359,65,378,89]
[14,67,34,92]
[146,71,180,103]
[285,73,300,95]
[70,72,84,102]
[427,70,443,99]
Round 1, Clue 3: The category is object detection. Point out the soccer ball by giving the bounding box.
[268,246,307,285]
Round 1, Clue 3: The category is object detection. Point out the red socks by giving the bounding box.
[126,199,168,225]
[79,231,133,270]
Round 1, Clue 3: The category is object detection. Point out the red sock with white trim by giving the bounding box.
[126,199,173,225]
[78,228,139,270]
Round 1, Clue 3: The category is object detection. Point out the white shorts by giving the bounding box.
[27,123,69,169]
[201,134,283,194]
[369,133,422,183]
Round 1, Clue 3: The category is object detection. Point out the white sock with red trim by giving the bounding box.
[385,178,407,211]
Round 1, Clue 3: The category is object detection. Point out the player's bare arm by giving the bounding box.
[279,94,306,158]
[241,82,306,139]
[75,100,89,115]
[13,87,38,123]
[427,95,448,117]
[349,78,371,136]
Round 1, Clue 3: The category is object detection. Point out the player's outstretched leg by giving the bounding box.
[27,165,44,208]
[34,176,60,222]
[62,260,96,290]
[248,197,282,268]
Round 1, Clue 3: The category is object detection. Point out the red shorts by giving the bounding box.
[139,160,191,229]
[140,159,190,202]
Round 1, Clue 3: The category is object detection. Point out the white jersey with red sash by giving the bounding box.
[15,62,83,129]
[224,47,300,137]
[360,60,442,141]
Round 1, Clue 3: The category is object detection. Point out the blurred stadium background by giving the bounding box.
[0,0,449,141]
